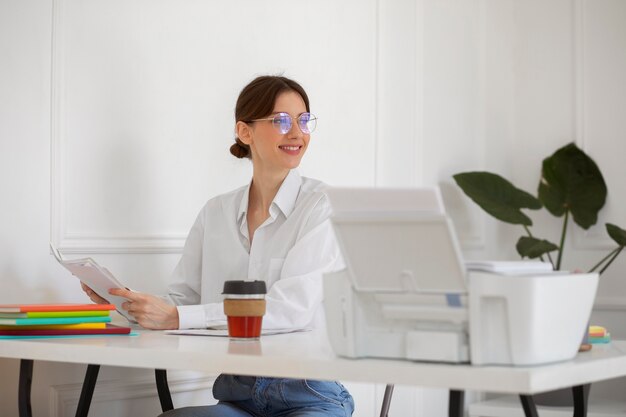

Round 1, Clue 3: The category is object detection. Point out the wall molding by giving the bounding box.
[49,374,215,417]
[469,0,488,251]
[373,0,380,187]
[49,0,186,254]
[373,0,417,189]
[50,0,65,252]
[50,0,486,253]
[572,0,615,251]
[59,234,187,254]
[49,0,384,254]
[414,0,425,187]
[574,0,585,152]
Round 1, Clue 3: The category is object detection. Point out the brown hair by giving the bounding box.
[230,75,311,159]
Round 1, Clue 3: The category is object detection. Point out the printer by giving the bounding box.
[322,187,599,366]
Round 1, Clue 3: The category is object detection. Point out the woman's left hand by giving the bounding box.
[108,288,179,330]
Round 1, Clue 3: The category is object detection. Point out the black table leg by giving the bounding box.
[379,384,394,417]
[449,390,464,417]
[573,384,590,417]
[519,395,539,417]
[75,364,100,417]
[155,369,174,412]
[18,359,34,417]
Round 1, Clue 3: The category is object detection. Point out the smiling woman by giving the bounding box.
[230,76,314,161]
[81,75,354,417]
[236,90,311,176]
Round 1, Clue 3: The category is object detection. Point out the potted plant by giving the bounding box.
[453,142,626,407]
[453,142,625,273]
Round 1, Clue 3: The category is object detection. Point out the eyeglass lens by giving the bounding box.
[272,113,317,134]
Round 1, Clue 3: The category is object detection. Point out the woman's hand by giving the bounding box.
[81,283,110,304]
[108,288,179,330]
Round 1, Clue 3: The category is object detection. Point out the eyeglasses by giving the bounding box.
[246,112,317,134]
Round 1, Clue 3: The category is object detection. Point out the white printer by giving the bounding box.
[322,187,599,366]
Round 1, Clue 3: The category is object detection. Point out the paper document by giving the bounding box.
[50,244,136,322]
[465,260,555,274]
[165,328,311,337]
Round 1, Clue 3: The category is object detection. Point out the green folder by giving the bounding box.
[589,334,611,344]
[0,311,110,319]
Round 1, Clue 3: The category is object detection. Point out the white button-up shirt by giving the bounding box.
[168,170,344,330]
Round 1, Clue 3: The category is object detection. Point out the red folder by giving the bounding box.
[0,324,131,336]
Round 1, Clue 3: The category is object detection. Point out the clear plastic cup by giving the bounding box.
[222,280,267,340]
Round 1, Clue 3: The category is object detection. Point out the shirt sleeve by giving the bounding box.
[176,302,225,330]
[166,209,228,329]
[262,197,345,330]
[262,220,344,329]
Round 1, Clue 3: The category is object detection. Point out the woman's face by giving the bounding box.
[246,91,310,173]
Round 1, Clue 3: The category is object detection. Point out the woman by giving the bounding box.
[82,75,354,417]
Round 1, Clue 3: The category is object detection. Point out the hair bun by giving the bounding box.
[230,137,251,159]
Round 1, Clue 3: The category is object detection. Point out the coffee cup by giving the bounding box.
[222,280,267,340]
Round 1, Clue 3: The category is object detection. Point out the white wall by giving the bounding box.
[1,0,625,416]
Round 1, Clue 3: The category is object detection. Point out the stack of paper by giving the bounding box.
[0,303,131,339]
[465,261,555,274]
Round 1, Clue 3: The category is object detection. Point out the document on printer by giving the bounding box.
[465,260,557,274]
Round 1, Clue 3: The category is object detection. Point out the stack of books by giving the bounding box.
[0,303,131,338]
[589,325,611,344]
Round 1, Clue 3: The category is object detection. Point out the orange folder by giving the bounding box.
[0,303,115,313]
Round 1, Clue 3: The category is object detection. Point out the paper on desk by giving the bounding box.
[165,328,312,337]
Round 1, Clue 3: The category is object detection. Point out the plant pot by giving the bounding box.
[533,384,591,407]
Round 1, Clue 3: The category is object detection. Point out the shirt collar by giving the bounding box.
[272,169,302,218]
[237,169,302,224]
[237,184,250,225]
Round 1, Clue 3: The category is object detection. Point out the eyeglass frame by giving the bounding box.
[244,112,318,134]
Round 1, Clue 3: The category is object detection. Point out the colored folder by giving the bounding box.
[0,310,110,319]
[0,324,131,336]
[589,325,607,338]
[0,303,115,313]
[0,316,111,326]
[0,332,138,340]
[0,323,107,330]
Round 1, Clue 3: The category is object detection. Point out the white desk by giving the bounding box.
[1,330,625,416]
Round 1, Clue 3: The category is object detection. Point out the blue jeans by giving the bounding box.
[159,374,354,417]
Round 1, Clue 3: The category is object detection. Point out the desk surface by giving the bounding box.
[1,328,625,395]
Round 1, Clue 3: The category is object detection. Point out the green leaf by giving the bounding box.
[607,223,626,247]
[516,236,559,259]
[453,172,541,226]
[538,143,607,229]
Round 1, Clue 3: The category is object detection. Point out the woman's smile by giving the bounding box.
[279,144,303,155]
